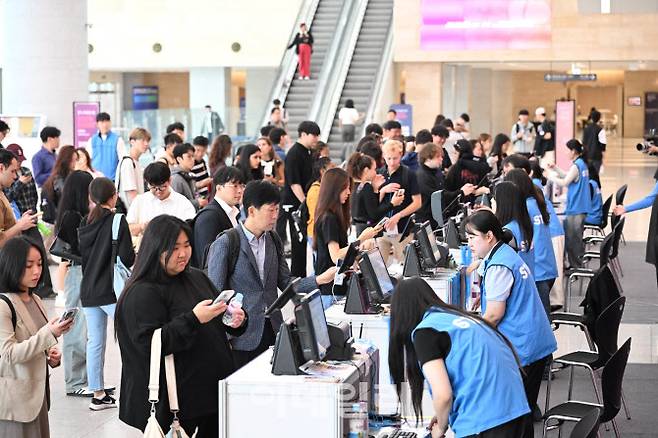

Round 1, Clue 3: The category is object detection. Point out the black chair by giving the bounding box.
[614,185,628,245]
[584,216,625,279]
[551,264,621,351]
[565,229,615,312]
[584,195,613,242]
[543,338,631,438]
[569,407,601,438]
[546,297,629,421]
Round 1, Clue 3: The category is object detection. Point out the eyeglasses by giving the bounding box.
[223,183,245,190]
[148,183,168,193]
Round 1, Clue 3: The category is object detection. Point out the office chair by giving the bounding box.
[569,407,601,438]
[543,338,631,438]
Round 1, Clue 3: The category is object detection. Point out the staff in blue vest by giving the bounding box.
[91,112,125,181]
[493,181,535,275]
[547,139,591,269]
[464,210,557,438]
[505,169,558,315]
[585,164,603,226]
[389,277,529,438]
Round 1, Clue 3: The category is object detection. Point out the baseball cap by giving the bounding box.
[6,143,26,163]
[535,107,546,116]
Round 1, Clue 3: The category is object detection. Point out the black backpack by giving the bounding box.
[186,202,225,268]
[202,228,283,279]
[0,294,16,330]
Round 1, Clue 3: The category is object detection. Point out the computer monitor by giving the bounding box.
[359,248,395,302]
[415,221,442,269]
[294,290,331,362]
[338,241,360,275]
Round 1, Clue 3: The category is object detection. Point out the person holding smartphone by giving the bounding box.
[0,236,73,437]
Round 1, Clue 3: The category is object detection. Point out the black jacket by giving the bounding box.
[416,164,462,229]
[79,209,135,307]
[350,182,392,234]
[445,155,490,203]
[287,32,314,54]
[192,199,234,268]
[583,123,606,161]
[116,268,247,431]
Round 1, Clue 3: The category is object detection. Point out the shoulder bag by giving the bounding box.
[143,328,197,438]
[111,214,132,299]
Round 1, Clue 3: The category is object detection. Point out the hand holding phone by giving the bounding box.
[395,188,405,197]
[375,217,389,229]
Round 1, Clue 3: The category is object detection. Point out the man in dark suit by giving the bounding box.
[192,166,246,268]
[207,180,336,368]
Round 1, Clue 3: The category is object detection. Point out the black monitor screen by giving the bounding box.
[295,291,331,362]
[415,221,441,269]
[359,248,394,301]
[424,222,442,264]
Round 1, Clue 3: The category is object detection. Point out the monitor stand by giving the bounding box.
[344,274,379,314]
[271,322,306,376]
[445,218,462,249]
[402,243,422,277]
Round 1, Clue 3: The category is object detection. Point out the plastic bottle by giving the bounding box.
[222,293,243,325]
[345,402,368,438]
[37,221,52,236]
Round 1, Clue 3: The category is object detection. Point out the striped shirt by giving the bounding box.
[190,159,210,198]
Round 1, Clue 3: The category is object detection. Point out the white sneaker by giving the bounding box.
[304,76,310,80]
[298,75,304,80]
[89,394,117,411]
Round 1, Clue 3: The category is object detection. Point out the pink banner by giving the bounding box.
[420,0,551,51]
[555,100,575,171]
[73,102,100,148]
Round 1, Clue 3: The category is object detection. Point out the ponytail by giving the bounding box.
[87,177,116,224]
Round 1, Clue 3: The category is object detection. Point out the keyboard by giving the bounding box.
[387,430,418,438]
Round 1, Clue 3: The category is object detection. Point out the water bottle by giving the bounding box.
[222,293,243,325]
[37,221,52,236]
[345,402,368,438]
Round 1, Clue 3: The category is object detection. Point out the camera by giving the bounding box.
[637,130,658,154]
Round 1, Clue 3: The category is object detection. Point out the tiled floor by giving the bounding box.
[41,136,658,437]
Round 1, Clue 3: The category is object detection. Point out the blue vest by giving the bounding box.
[585,180,603,225]
[503,220,535,275]
[413,309,529,437]
[91,131,120,180]
[481,243,557,366]
[566,158,591,215]
[526,198,558,281]
[533,179,564,237]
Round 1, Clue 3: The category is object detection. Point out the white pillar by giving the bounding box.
[245,67,277,135]
[1,0,89,145]
[189,67,231,133]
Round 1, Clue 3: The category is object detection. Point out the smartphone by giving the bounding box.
[375,217,389,228]
[59,308,78,323]
[213,290,235,305]
[395,189,405,197]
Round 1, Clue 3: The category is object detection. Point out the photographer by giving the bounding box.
[613,166,658,288]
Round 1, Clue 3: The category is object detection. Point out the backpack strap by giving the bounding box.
[0,294,17,330]
[269,230,283,259]
[203,227,241,279]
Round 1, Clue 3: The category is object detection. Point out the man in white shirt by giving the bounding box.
[116,127,151,209]
[127,162,195,236]
[510,109,536,155]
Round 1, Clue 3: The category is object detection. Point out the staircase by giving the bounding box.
[326,0,394,161]
[283,0,343,137]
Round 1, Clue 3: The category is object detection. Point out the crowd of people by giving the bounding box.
[0,103,644,438]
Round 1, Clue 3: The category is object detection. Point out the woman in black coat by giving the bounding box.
[115,215,247,438]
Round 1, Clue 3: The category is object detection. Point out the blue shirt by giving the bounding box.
[533,178,564,237]
[274,145,286,162]
[31,146,56,187]
[413,309,529,437]
[566,158,591,215]
[625,181,658,213]
[480,243,557,366]
[91,131,120,180]
[585,180,603,225]
[526,197,558,281]
[503,219,535,275]
[240,222,266,284]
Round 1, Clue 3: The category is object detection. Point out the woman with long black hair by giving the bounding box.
[313,168,381,307]
[493,181,535,274]
[54,170,94,396]
[389,277,529,438]
[78,177,135,410]
[237,144,264,183]
[504,169,558,315]
[463,210,556,438]
[115,215,246,437]
[488,134,511,177]
[547,139,591,268]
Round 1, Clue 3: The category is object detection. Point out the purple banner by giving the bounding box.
[73,102,100,148]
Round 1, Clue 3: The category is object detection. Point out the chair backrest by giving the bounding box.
[615,184,628,205]
[600,338,632,423]
[600,195,613,230]
[594,296,626,363]
[610,216,625,260]
[580,264,622,343]
[569,407,602,438]
[597,230,615,267]
[431,190,445,228]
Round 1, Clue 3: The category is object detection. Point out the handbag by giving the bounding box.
[111,214,132,299]
[48,211,83,264]
[143,328,197,438]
